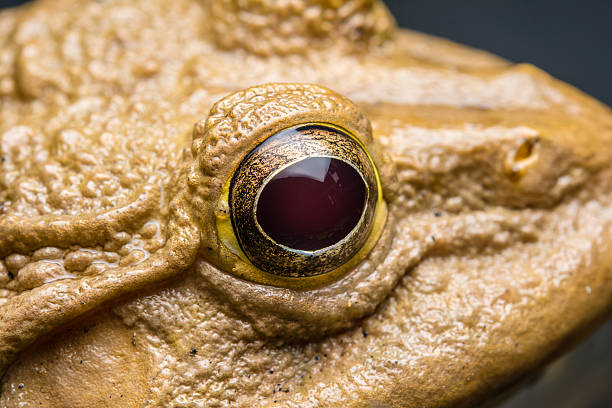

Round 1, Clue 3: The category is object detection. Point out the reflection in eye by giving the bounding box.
[228,124,382,278]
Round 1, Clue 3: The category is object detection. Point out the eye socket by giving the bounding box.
[194,83,395,289]
[229,124,380,278]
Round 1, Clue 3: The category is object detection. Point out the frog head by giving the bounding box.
[1,0,612,407]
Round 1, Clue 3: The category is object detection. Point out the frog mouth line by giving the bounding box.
[0,183,201,379]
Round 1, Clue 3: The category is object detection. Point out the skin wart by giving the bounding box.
[1,0,612,407]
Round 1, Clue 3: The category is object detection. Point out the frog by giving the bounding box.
[1,0,612,407]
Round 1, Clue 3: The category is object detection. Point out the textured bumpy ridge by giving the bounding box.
[0,185,159,259]
[189,83,373,206]
[206,0,395,56]
[0,190,201,380]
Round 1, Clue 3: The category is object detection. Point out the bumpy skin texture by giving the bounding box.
[207,0,395,56]
[1,0,612,407]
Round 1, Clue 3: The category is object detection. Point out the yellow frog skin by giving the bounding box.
[1,1,612,407]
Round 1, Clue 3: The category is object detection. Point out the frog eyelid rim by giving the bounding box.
[230,124,378,276]
[215,121,387,290]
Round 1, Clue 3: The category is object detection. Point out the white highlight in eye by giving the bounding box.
[275,157,331,183]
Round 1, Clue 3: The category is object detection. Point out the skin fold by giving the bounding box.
[0,0,612,406]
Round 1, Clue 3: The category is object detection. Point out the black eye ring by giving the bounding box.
[229,124,379,277]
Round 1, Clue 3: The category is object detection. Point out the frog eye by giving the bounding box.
[192,83,394,289]
[229,124,380,277]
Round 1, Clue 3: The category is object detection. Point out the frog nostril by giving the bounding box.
[505,137,540,180]
[515,137,539,161]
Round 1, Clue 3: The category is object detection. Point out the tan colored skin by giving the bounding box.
[1,0,612,406]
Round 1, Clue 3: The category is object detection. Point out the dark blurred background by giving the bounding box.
[1,0,611,406]
[384,0,612,107]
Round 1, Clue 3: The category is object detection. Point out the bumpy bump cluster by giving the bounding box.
[189,83,372,209]
[206,0,395,56]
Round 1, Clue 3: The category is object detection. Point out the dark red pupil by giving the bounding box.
[256,157,367,251]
